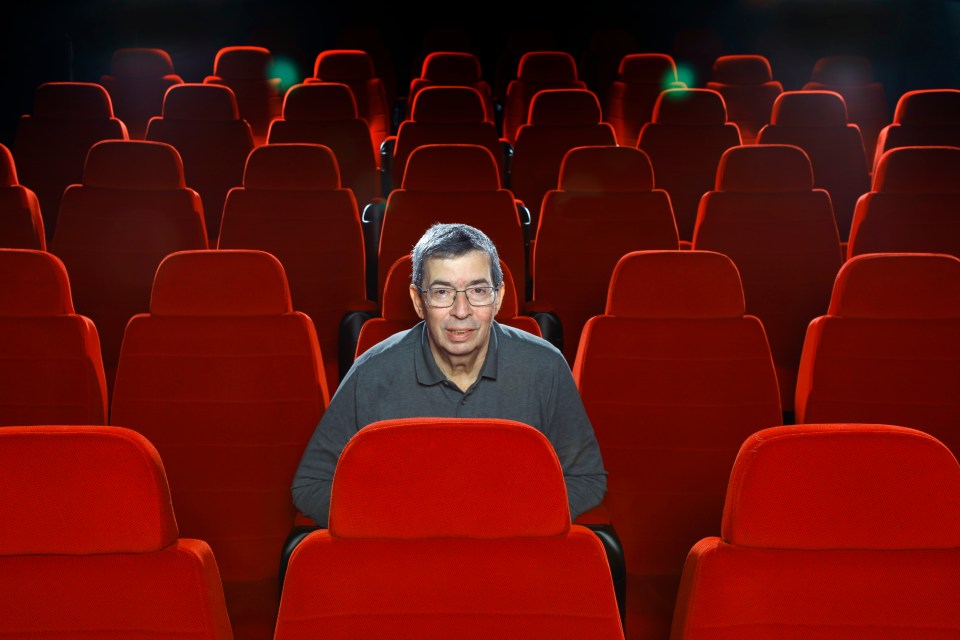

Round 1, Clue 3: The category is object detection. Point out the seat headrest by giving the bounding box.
[313,49,375,80]
[559,145,655,192]
[421,51,483,83]
[0,143,17,187]
[724,424,960,549]
[717,144,814,192]
[874,146,960,193]
[517,51,578,82]
[33,82,115,120]
[0,426,178,555]
[243,143,341,190]
[411,85,486,124]
[810,55,874,86]
[0,249,74,316]
[162,83,240,121]
[385,254,520,319]
[770,90,848,127]
[110,48,175,78]
[653,88,727,125]
[618,53,678,84]
[150,250,293,316]
[528,88,602,126]
[606,250,745,318]
[83,140,186,190]
[213,46,273,80]
[401,144,501,191]
[893,89,960,126]
[282,82,358,121]
[828,253,960,318]
[329,418,571,538]
[711,55,774,85]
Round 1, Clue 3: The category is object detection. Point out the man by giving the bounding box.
[292,222,607,526]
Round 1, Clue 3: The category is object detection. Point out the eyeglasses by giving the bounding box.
[418,285,498,308]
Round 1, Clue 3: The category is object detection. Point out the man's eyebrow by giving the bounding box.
[426,278,492,287]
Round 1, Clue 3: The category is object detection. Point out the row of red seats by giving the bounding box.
[4,419,958,639]
[2,245,958,638]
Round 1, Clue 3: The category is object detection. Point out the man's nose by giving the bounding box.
[450,291,472,317]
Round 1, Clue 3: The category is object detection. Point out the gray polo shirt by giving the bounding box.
[292,321,607,526]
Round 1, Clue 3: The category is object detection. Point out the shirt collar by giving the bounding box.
[414,321,501,386]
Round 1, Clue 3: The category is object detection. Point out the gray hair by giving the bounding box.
[410,223,503,289]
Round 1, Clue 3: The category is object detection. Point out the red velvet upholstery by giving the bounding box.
[706,55,782,144]
[0,425,233,639]
[13,82,127,243]
[637,88,741,242]
[502,51,587,144]
[0,143,45,249]
[572,250,781,640]
[110,249,328,640]
[873,89,960,172]
[380,145,526,302]
[146,84,254,242]
[802,55,891,164]
[511,89,616,233]
[795,253,960,458]
[268,83,380,209]
[606,53,684,146]
[50,140,206,394]
[356,254,538,357]
[757,91,870,240]
[533,146,679,362]
[407,52,494,121]
[671,423,960,640]
[308,50,390,160]
[848,146,960,259]
[693,144,842,410]
[0,249,107,425]
[204,46,282,140]
[275,418,624,640]
[101,48,183,139]
[391,86,505,188]
[219,143,369,393]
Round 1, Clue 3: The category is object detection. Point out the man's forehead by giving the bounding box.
[423,251,494,283]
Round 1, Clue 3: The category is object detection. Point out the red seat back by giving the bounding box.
[0,143,45,249]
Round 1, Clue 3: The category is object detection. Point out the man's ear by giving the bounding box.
[494,283,506,315]
[409,285,426,319]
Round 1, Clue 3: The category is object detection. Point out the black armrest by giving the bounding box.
[338,308,379,380]
[361,201,387,300]
[526,310,563,352]
[380,137,396,195]
[583,523,627,629]
[278,525,321,596]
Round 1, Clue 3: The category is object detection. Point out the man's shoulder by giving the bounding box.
[352,324,420,370]
[496,322,567,365]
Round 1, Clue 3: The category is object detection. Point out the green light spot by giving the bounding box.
[676,63,697,88]
[269,57,300,91]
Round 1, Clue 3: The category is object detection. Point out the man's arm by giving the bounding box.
[547,358,608,520]
[291,370,360,527]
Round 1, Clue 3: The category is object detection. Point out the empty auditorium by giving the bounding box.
[2,1,959,638]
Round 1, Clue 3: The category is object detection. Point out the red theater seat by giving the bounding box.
[637,88,742,242]
[573,250,782,640]
[13,82,128,242]
[0,425,233,639]
[275,418,624,640]
[50,139,206,394]
[0,249,107,426]
[671,423,960,640]
[110,249,328,640]
[101,47,183,139]
[693,144,842,413]
[218,143,372,393]
[872,88,960,172]
[531,145,679,363]
[146,83,254,242]
[0,143,45,249]
[795,253,960,456]
[706,54,782,144]
[502,51,587,144]
[406,51,494,121]
[204,46,283,143]
[848,145,960,259]
[268,82,381,211]
[605,53,685,147]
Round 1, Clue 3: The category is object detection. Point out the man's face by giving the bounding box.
[409,250,505,367]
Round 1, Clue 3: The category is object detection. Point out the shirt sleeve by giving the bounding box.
[545,353,608,520]
[291,364,361,527]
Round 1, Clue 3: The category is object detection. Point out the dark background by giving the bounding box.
[4,0,959,146]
